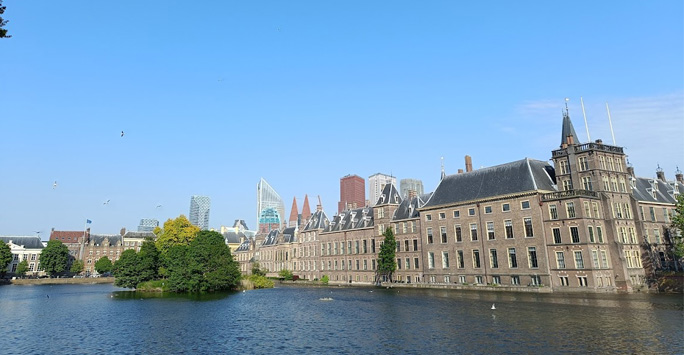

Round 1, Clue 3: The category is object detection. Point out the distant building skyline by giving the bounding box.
[338,175,365,213]
[400,178,424,199]
[257,178,285,233]
[137,218,159,232]
[369,173,396,206]
[189,195,211,230]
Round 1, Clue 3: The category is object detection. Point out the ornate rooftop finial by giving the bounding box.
[560,98,580,148]
[657,164,663,173]
[440,156,445,180]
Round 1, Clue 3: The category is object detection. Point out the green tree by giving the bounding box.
[94,256,113,274]
[670,194,684,269]
[70,259,84,274]
[376,227,397,284]
[40,240,70,276]
[15,260,29,276]
[112,249,141,288]
[0,0,11,38]
[138,238,160,282]
[0,240,11,274]
[155,215,200,256]
[251,262,266,277]
[167,230,241,293]
[278,269,293,280]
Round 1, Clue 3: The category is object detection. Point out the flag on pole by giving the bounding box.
[87,219,92,224]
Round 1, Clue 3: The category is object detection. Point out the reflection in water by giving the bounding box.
[0,283,681,354]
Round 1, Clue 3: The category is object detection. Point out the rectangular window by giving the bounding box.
[574,251,584,269]
[592,202,600,218]
[511,276,520,285]
[413,239,418,251]
[363,240,368,253]
[489,249,498,268]
[570,226,580,243]
[582,176,593,191]
[414,257,419,269]
[578,276,588,287]
[355,241,359,254]
[428,252,435,269]
[492,276,501,285]
[550,205,558,220]
[654,229,661,244]
[552,228,562,244]
[524,218,533,237]
[453,210,460,218]
[459,275,467,284]
[559,160,569,174]
[468,208,476,216]
[356,260,360,270]
[486,221,495,240]
[405,257,410,270]
[457,250,464,268]
[649,207,656,222]
[442,251,450,268]
[588,226,595,243]
[578,157,588,171]
[528,247,538,268]
[484,206,492,214]
[440,226,448,243]
[584,201,591,218]
[371,239,376,254]
[628,228,636,244]
[404,240,409,252]
[473,250,481,268]
[508,248,518,268]
[470,223,478,241]
[530,275,542,286]
[560,276,569,286]
[439,212,446,220]
[455,225,462,242]
[476,276,484,284]
[567,202,576,218]
[397,258,402,270]
[426,214,432,221]
[502,203,510,212]
[505,220,514,239]
[591,250,599,268]
[563,179,572,191]
[521,201,530,209]
[556,252,566,269]
[597,226,604,243]
[427,228,433,244]
[663,208,670,223]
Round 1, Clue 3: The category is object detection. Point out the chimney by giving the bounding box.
[465,155,473,173]
[120,227,126,236]
[627,166,635,178]
[656,168,666,182]
[316,204,322,212]
[676,168,683,184]
[595,139,603,145]
[408,189,417,199]
[458,169,464,174]
[567,135,574,145]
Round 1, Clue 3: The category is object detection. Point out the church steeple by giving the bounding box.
[289,197,299,227]
[301,194,312,222]
[560,100,580,148]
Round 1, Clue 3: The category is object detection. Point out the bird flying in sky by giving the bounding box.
[53,181,57,189]
[121,131,124,137]
[103,199,110,205]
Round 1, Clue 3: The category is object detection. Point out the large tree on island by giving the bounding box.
[138,237,160,281]
[154,215,200,256]
[94,256,113,275]
[0,240,11,274]
[70,259,84,274]
[376,227,397,284]
[0,0,11,38]
[40,240,70,276]
[167,230,241,293]
[112,249,141,288]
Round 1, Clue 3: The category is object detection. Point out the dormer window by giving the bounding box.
[380,194,386,204]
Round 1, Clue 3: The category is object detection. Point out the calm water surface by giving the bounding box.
[0,283,682,354]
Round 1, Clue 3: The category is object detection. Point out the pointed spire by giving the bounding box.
[288,197,299,227]
[441,156,446,180]
[301,194,312,222]
[560,99,580,148]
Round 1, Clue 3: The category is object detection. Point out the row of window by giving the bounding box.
[425,201,531,222]
[425,274,542,286]
[558,156,623,175]
[426,218,535,244]
[318,258,377,271]
[426,247,539,270]
[555,249,609,269]
[549,201,602,220]
[321,239,377,256]
[552,225,604,244]
[641,206,673,223]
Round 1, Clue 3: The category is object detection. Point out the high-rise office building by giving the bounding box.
[400,178,424,199]
[189,195,211,230]
[368,173,396,206]
[257,178,285,233]
[338,174,365,213]
[137,218,159,232]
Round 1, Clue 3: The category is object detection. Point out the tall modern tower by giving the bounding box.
[400,178,424,199]
[338,174,365,213]
[257,178,286,233]
[189,195,211,230]
[137,218,159,232]
[368,173,396,206]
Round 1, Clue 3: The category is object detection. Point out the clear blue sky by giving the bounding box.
[1,1,682,237]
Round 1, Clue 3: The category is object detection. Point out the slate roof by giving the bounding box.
[423,158,557,208]
[235,239,252,252]
[393,192,433,221]
[223,231,244,244]
[89,234,123,247]
[281,227,297,243]
[261,229,279,246]
[0,236,45,249]
[561,111,580,147]
[233,220,249,230]
[324,207,373,232]
[301,209,330,231]
[123,231,155,239]
[376,183,402,206]
[631,177,682,204]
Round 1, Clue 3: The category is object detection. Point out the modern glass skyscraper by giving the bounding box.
[189,195,211,230]
[137,218,159,232]
[368,173,396,206]
[257,178,285,233]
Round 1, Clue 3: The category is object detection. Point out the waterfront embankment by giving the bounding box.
[8,277,115,286]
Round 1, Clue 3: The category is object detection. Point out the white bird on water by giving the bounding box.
[491,304,496,310]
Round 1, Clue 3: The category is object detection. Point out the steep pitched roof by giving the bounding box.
[281,227,297,243]
[423,158,556,208]
[376,183,402,206]
[233,220,249,230]
[261,229,279,246]
[223,231,244,244]
[289,197,299,224]
[324,207,373,232]
[123,231,155,239]
[301,195,312,222]
[50,230,84,243]
[301,209,330,231]
[393,192,433,221]
[561,111,580,147]
[631,177,681,204]
[0,236,45,249]
[89,234,122,246]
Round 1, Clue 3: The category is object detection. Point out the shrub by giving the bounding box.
[278,269,294,280]
[320,275,329,284]
[249,274,274,289]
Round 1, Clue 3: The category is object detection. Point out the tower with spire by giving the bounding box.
[549,102,641,292]
[289,197,300,228]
